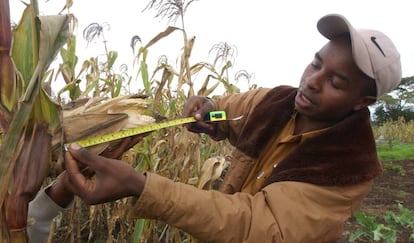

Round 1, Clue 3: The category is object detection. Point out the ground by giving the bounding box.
[338,159,414,242]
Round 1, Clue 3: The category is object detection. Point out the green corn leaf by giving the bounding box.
[107,50,117,70]
[132,219,146,242]
[0,3,70,205]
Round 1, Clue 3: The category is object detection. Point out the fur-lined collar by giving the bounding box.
[235,86,382,187]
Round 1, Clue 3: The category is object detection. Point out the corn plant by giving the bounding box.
[2,0,255,241]
[0,0,71,241]
[373,117,414,146]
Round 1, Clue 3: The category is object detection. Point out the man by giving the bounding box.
[37,13,402,242]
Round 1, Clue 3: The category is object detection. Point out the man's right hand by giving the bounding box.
[62,143,146,205]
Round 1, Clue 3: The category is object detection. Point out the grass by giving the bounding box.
[376,141,414,161]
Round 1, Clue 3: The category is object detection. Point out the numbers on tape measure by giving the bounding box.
[70,111,227,148]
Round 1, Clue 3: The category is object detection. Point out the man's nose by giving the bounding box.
[305,71,324,91]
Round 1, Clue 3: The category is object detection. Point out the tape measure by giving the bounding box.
[66,111,227,148]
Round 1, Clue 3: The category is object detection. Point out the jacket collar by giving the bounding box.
[235,86,382,187]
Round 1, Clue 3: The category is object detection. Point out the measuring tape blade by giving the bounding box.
[67,111,226,148]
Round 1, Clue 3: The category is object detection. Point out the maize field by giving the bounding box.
[0,0,256,242]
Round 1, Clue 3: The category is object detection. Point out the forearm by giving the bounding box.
[130,173,359,242]
[130,173,255,242]
[45,179,73,208]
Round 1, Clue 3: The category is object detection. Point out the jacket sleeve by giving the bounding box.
[210,88,270,145]
[131,173,372,242]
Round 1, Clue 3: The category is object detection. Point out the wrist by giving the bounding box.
[130,172,146,198]
[45,181,74,208]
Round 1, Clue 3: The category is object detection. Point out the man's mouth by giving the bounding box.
[301,93,312,104]
[298,90,314,105]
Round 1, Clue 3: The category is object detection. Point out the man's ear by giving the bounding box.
[353,96,377,111]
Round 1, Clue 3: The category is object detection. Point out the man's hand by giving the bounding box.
[62,143,146,205]
[182,96,216,135]
[46,135,145,207]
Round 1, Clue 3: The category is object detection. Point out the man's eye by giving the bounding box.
[329,78,345,89]
[311,62,320,69]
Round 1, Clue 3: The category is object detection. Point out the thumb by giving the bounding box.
[68,143,102,170]
[195,98,215,121]
[195,105,211,121]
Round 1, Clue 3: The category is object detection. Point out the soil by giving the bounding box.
[338,159,414,242]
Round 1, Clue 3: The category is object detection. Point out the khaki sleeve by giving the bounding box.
[130,173,372,242]
[210,88,271,145]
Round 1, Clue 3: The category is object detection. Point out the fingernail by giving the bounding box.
[70,143,81,150]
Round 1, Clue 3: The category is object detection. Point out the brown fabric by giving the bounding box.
[128,87,379,242]
[132,172,373,242]
[234,86,382,188]
[219,149,255,194]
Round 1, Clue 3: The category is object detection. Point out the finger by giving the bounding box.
[130,134,144,146]
[68,143,104,170]
[81,166,95,177]
[107,135,143,159]
[195,98,216,120]
[107,138,132,159]
[63,150,88,195]
[187,121,215,134]
[182,96,203,117]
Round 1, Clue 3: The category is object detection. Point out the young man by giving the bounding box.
[40,13,402,242]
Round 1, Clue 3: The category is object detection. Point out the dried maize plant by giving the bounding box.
[0,1,156,242]
[0,0,72,241]
[110,1,245,242]
[47,91,157,241]
[82,22,125,98]
[56,20,126,103]
[118,82,233,242]
[20,0,249,241]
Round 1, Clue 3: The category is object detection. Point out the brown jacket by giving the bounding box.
[131,87,381,242]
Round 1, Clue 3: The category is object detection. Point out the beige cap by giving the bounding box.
[317,14,402,97]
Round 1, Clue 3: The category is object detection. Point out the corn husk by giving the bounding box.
[197,156,228,189]
[51,94,155,171]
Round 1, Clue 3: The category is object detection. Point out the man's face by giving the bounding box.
[295,36,372,123]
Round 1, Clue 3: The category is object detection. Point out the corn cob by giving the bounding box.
[51,94,155,172]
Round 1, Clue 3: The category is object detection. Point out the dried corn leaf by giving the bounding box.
[198,156,227,189]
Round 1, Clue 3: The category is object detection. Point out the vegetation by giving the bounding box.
[373,76,414,125]
[0,0,70,241]
[1,0,252,242]
[346,141,414,242]
[377,141,414,161]
[373,117,414,148]
[349,204,414,243]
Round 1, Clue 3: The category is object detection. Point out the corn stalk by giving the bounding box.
[0,0,70,241]
[0,0,14,130]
